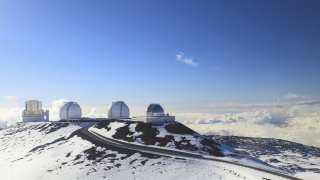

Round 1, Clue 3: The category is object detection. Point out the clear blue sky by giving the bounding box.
[0,0,319,106]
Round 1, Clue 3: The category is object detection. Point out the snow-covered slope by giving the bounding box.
[0,122,295,180]
[90,120,225,156]
[212,135,320,179]
[89,120,281,169]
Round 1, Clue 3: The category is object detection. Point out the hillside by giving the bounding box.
[0,121,296,180]
[211,135,320,179]
[89,119,279,168]
[90,119,225,156]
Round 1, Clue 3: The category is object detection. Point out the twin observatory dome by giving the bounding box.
[22,100,175,124]
[59,101,131,120]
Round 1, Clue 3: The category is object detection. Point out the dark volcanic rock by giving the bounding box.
[93,120,224,157]
[211,135,320,173]
[211,135,320,157]
[165,123,197,134]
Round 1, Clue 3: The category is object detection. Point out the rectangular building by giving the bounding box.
[22,100,49,122]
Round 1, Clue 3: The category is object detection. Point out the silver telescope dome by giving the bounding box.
[60,102,82,120]
[146,104,165,117]
[107,101,130,119]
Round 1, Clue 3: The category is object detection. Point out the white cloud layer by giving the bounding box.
[0,108,23,128]
[50,99,68,121]
[176,52,199,67]
[86,108,107,118]
[175,99,320,147]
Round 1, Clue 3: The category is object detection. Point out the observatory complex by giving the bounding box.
[21,99,175,124]
[22,100,49,122]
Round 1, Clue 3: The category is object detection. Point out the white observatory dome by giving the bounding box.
[60,102,82,120]
[146,104,165,117]
[107,101,130,119]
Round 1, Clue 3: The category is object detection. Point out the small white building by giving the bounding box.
[22,100,49,122]
[134,104,175,123]
[60,102,82,120]
[107,101,130,119]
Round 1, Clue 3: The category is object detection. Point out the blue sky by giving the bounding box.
[0,0,320,107]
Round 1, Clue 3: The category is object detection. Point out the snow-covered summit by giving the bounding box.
[90,119,226,157]
[0,121,303,180]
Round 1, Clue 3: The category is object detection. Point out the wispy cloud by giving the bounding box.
[284,92,308,100]
[176,52,199,67]
[0,107,23,128]
[50,99,68,121]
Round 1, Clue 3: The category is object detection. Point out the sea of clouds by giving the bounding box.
[1,94,319,147]
[175,97,320,147]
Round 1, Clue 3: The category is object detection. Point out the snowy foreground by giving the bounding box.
[0,122,310,180]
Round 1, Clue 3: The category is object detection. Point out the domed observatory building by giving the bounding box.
[107,101,130,119]
[134,104,175,123]
[22,100,49,122]
[147,104,165,117]
[60,102,82,120]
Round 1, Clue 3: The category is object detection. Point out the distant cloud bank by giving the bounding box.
[176,52,199,67]
[175,96,320,147]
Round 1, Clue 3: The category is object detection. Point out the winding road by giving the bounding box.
[78,126,301,180]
